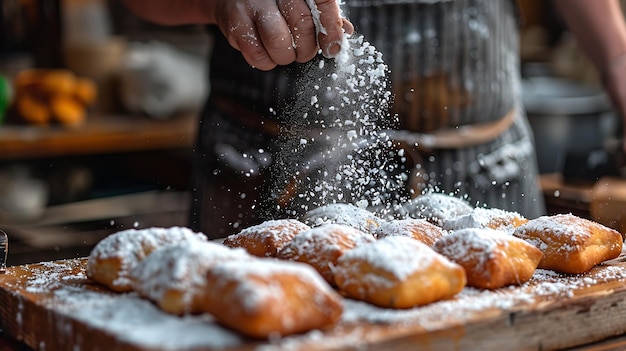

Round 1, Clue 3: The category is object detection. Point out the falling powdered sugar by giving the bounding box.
[269,32,409,218]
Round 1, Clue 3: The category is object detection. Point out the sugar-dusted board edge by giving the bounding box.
[1,257,626,351]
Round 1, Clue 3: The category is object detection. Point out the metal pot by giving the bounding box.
[522,76,620,179]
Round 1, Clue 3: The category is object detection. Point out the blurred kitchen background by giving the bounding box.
[0,0,625,266]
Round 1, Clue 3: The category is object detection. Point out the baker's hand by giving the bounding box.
[211,0,354,70]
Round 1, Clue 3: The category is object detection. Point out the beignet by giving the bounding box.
[333,236,466,308]
[400,192,473,226]
[373,218,447,246]
[443,207,528,234]
[130,241,251,315]
[513,214,623,274]
[433,228,543,289]
[86,227,207,292]
[201,259,343,338]
[222,219,310,257]
[276,223,375,285]
[301,203,382,234]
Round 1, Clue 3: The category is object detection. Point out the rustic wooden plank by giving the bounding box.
[2,255,626,351]
[569,334,626,351]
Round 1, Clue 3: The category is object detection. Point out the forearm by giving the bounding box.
[554,0,626,149]
[553,0,626,69]
[121,0,216,26]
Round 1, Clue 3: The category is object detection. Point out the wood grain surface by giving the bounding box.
[2,254,626,351]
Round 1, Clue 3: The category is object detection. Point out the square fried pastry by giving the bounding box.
[433,228,543,289]
[277,223,375,285]
[400,192,473,227]
[201,259,343,339]
[443,207,528,234]
[222,219,310,257]
[512,214,623,274]
[373,218,447,246]
[86,227,207,292]
[130,241,251,315]
[301,203,383,234]
[333,236,466,308]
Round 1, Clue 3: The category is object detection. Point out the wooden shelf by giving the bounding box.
[0,113,198,160]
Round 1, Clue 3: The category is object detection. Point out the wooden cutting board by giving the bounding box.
[2,256,626,351]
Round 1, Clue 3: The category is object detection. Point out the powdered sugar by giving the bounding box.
[209,258,338,314]
[86,227,207,290]
[514,214,589,246]
[224,219,311,257]
[130,241,251,313]
[336,236,446,283]
[443,207,526,234]
[279,223,375,263]
[301,203,382,233]
[59,290,243,350]
[304,0,327,36]
[434,228,501,268]
[400,192,474,226]
[373,218,446,245]
[269,32,404,218]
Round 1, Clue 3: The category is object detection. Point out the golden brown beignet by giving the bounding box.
[443,207,528,234]
[433,228,543,289]
[222,219,310,257]
[333,236,466,308]
[86,227,207,292]
[512,214,623,274]
[373,218,447,246]
[301,203,382,234]
[400,192,473,226]
[130,241,251,315]
[276,223,375,285]
[201,259,343,339]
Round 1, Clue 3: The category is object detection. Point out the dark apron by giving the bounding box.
[191,0,546,239]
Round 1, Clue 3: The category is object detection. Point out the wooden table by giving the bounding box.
[4,254,626,351]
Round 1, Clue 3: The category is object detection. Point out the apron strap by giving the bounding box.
[386,108,516,152]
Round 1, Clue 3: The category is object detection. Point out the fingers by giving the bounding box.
[227,20,278,71]
[313,0,349,58]
[277,0,318,62]
[219,0,352,69]
[222,0,290,70]
[255,9,298,66]
[342,18,355,35]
